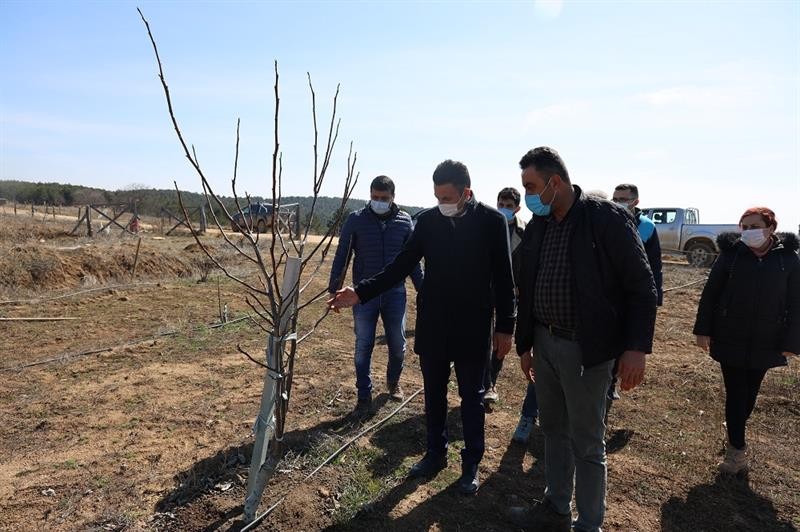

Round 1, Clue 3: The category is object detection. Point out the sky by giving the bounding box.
[1,0,799,231]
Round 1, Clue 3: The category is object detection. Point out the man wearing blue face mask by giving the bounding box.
[507,147,656,532]
[328,175,423,415]
[329,160,516,495]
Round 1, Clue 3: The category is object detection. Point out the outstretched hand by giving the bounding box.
[326,287,360,313]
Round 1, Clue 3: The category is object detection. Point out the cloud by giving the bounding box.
[637,85,752,108]
[533,0,564,19]
[523,101,589,129]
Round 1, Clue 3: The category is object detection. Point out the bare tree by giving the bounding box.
[139,10,359,522]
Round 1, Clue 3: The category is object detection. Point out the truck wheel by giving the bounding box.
[257,220,267,234]
[686,241,715,267]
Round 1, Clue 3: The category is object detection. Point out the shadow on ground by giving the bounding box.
[661,473,796,531]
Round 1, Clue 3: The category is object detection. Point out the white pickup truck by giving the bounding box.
[640,207,739,267]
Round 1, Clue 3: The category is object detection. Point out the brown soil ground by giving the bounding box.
[1,211,798,532]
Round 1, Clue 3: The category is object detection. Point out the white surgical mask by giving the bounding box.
[740,228,769,249]
[437,189,468,217]
[370,200,391,215]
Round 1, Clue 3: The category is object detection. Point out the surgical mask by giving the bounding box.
[369,200,391,215]
[740,228,769,249]
[613,199,634,211]
[438,191,466,217]
[498,207,515,221]
[525,181,556,217]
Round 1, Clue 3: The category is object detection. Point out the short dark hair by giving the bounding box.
[497,187,521,206]
[518,146,570,183]
[432,159,471,191]
[370,175,395,196]
[614,183,639,199]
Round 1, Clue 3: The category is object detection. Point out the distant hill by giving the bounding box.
[0,180,424,233]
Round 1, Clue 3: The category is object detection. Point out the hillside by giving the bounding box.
[0,180,424,232]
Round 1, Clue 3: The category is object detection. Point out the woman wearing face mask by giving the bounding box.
[693,206,799,474]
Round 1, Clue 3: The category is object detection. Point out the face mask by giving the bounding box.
[438,190,466,217]
[613,199,634,211]
[498,207,515,221]
[740,228,769,249]
[370,200,391,215]
[525,181,555,217]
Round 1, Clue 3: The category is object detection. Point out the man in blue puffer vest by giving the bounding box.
[328,175,423,415]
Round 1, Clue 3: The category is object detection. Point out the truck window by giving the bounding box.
[650,209,677,224]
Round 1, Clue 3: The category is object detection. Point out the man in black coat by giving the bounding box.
[329,160,516,495]
[507,147,656,532]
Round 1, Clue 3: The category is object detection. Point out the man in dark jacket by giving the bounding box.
[507,147,656,532]
[329,160,516,495]
[328,175,423,412]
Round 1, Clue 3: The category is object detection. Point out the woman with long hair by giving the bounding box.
[693,207,799,474]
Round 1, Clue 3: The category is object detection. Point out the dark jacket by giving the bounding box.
[328,204,423,293]
[355,197,516,360]
[693,232,800,369]
[509,216,526,286]
[634,208,663,305]
[515,185,658,367]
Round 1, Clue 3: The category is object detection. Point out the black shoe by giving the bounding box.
[353,396,372,417]
[408,453,447,479]
[457,463,479,495]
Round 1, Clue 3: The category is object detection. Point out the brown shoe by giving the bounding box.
[719,445,748,474]
[388,382,404,401]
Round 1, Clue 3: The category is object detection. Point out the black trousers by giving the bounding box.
[721,364,768,450]
[420,353,487,467]
[483,349,503,389]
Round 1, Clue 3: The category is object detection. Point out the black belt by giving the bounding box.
[540,323,579,341]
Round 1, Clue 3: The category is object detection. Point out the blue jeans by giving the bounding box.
[533,325,614,532]
[352,289,407,400]
[521,381,539,419]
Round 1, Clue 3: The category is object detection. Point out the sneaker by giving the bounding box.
[457,463,480,495]
[512,415,536,444]
[484,385,499,404]
[507,499,571,531]
[408,453,447,479]
[719,445,748,474]
[388,382,404,402]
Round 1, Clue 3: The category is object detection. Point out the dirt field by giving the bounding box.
[1,211,798,532]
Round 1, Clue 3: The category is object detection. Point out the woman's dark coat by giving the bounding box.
[693,231,800,369]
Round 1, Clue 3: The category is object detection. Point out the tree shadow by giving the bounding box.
[154,397,389,514]
[661,473,796,531]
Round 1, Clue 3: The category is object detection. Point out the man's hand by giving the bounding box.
[695,335,711,351]
[493,333,513,359]
[520,350,535,383]
[326,287,360,313]
[617,350,646,391]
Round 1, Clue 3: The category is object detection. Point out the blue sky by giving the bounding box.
[2,1,799,231]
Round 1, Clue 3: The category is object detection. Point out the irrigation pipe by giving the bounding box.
[0,282,160,306]
[663,277,707,293]
[240,386,425,531]
[0,314,255,372]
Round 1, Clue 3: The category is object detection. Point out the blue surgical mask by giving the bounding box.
[498,207,515,221]
[525,181,555,217]
[369,200,391,215]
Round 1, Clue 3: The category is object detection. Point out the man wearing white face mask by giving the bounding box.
[329,160,516,495]
[328,175,423,415]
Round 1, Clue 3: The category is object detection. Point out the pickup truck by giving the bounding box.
[230,203,275,233]
[640,207,739,267]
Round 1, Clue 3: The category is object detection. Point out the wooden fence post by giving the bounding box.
[86,205,93,237]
